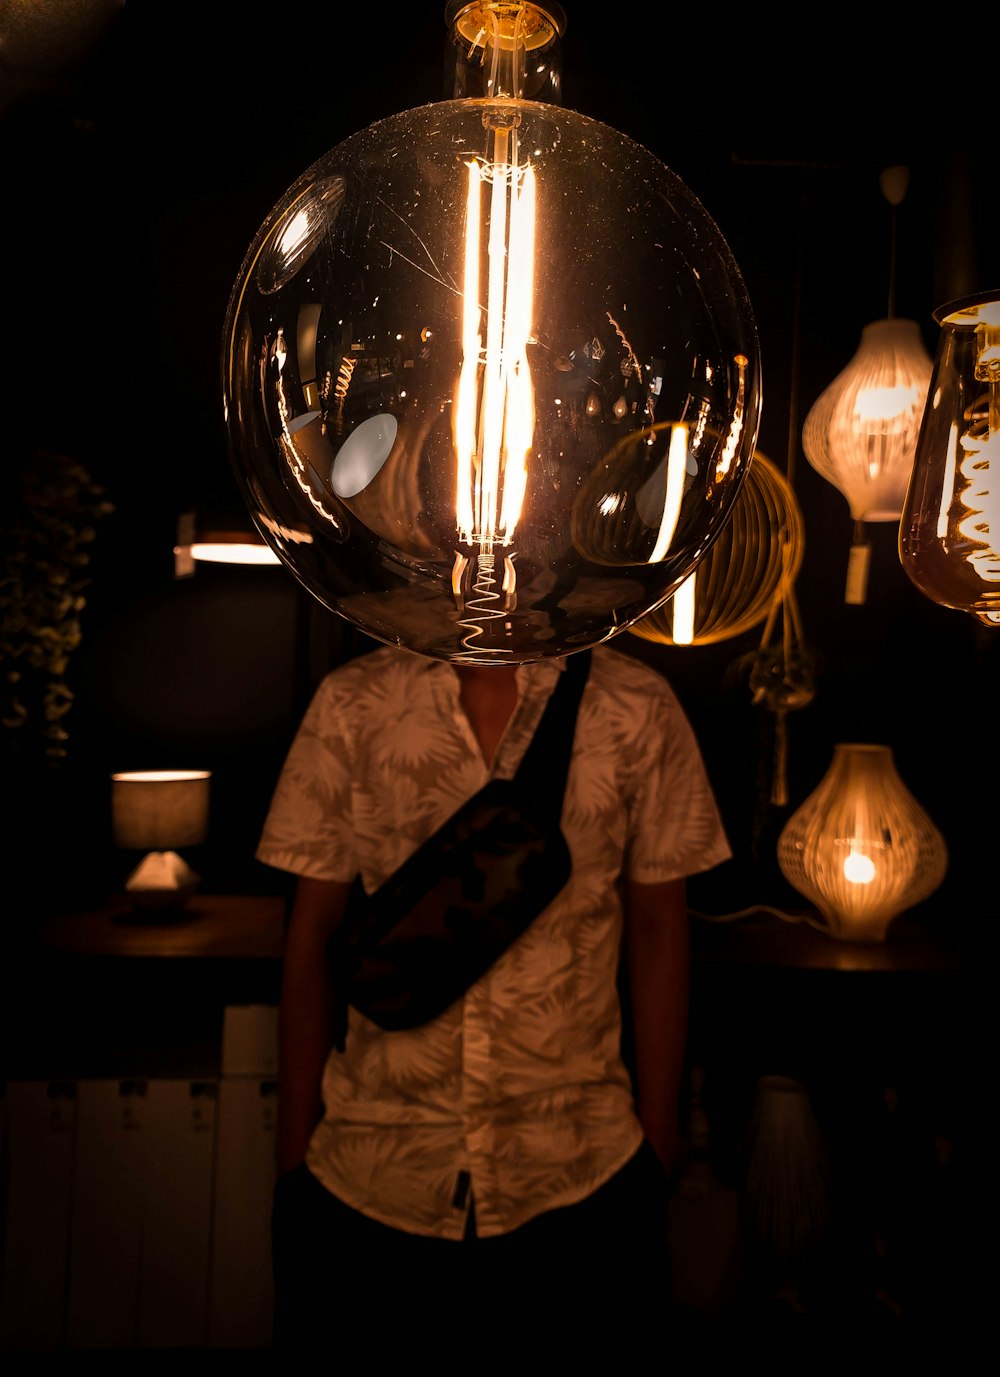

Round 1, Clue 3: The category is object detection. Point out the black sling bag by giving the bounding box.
[328,650,592,1049]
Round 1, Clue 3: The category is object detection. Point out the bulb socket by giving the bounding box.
[445,1,565,103]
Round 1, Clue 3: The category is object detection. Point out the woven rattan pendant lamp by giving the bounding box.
[628,450,805,647]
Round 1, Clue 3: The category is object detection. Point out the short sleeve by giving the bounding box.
[255,672,360,882]
[620,661,731,884]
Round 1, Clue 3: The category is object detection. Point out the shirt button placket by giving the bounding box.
[461,979,495,1220]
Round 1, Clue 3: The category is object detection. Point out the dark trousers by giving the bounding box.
[272,1142,671,1357]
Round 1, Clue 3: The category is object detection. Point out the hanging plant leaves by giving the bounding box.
[0,450,114,766]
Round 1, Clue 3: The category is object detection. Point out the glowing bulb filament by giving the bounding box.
[454,135,537,550]
[956,427,1000,582]
[715,354,747,479]
[954,320,1000,584]
[455,163,482,540]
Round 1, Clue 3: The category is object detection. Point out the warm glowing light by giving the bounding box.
[671,571,696,643]
[956,317,1000,587]
[715,355,747,479]
[843,846,876,885]
[803,319,932,522]
[190,542,282,565]
[648,424,688,563]
[454,147,536,549]
[854,382,925,427]
[957,420,1000,586]
[112,771,210,784]
[278,209,312,259]
[452,550,469,602]
[454,161,482,541]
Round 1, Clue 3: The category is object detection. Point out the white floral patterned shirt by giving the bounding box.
[257,644,730,1239]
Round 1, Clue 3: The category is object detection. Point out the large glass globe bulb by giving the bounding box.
[222,94,761,663]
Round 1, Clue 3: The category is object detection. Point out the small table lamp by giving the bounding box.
[111,770,211,918]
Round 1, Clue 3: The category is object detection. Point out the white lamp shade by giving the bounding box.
[777,743,947,942]
[111,770,211,851]
[802,319,933,522]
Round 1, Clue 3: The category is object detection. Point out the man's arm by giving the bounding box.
[276,875,353,1177]
[624,877,691,1178]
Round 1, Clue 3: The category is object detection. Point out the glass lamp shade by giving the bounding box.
[802,319,933,522]
[628,451,804,647]
[777,744,947,943]
[899,291,1000,627]
[222,97,760,663]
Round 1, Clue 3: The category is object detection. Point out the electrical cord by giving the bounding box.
[689,904,808,925]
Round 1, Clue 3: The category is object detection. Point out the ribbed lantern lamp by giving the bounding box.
[802,320,933,601]
[777,744,947,943]
[801,167,933,604]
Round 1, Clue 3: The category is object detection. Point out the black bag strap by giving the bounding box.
[511,648,591,808]
[328,649,592,1048]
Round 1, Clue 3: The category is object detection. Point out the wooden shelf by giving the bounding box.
[38,893,287,961]
[37,894,969,974]
[690,910,969,974]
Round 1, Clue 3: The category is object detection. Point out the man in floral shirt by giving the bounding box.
[258,642,730,1352]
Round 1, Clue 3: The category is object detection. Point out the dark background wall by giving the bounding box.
[2,1,997,944]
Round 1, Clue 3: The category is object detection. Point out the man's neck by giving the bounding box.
[453,664,519,768]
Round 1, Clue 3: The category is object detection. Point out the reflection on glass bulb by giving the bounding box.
[279,210,312,260]
[648,424,689,564]
[714,355,748,480]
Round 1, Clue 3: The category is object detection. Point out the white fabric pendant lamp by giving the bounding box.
[801,167,933,604]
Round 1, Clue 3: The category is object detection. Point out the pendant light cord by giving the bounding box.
[785,188,805,495]
[887,199,898,319]
[879,165,910,320]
